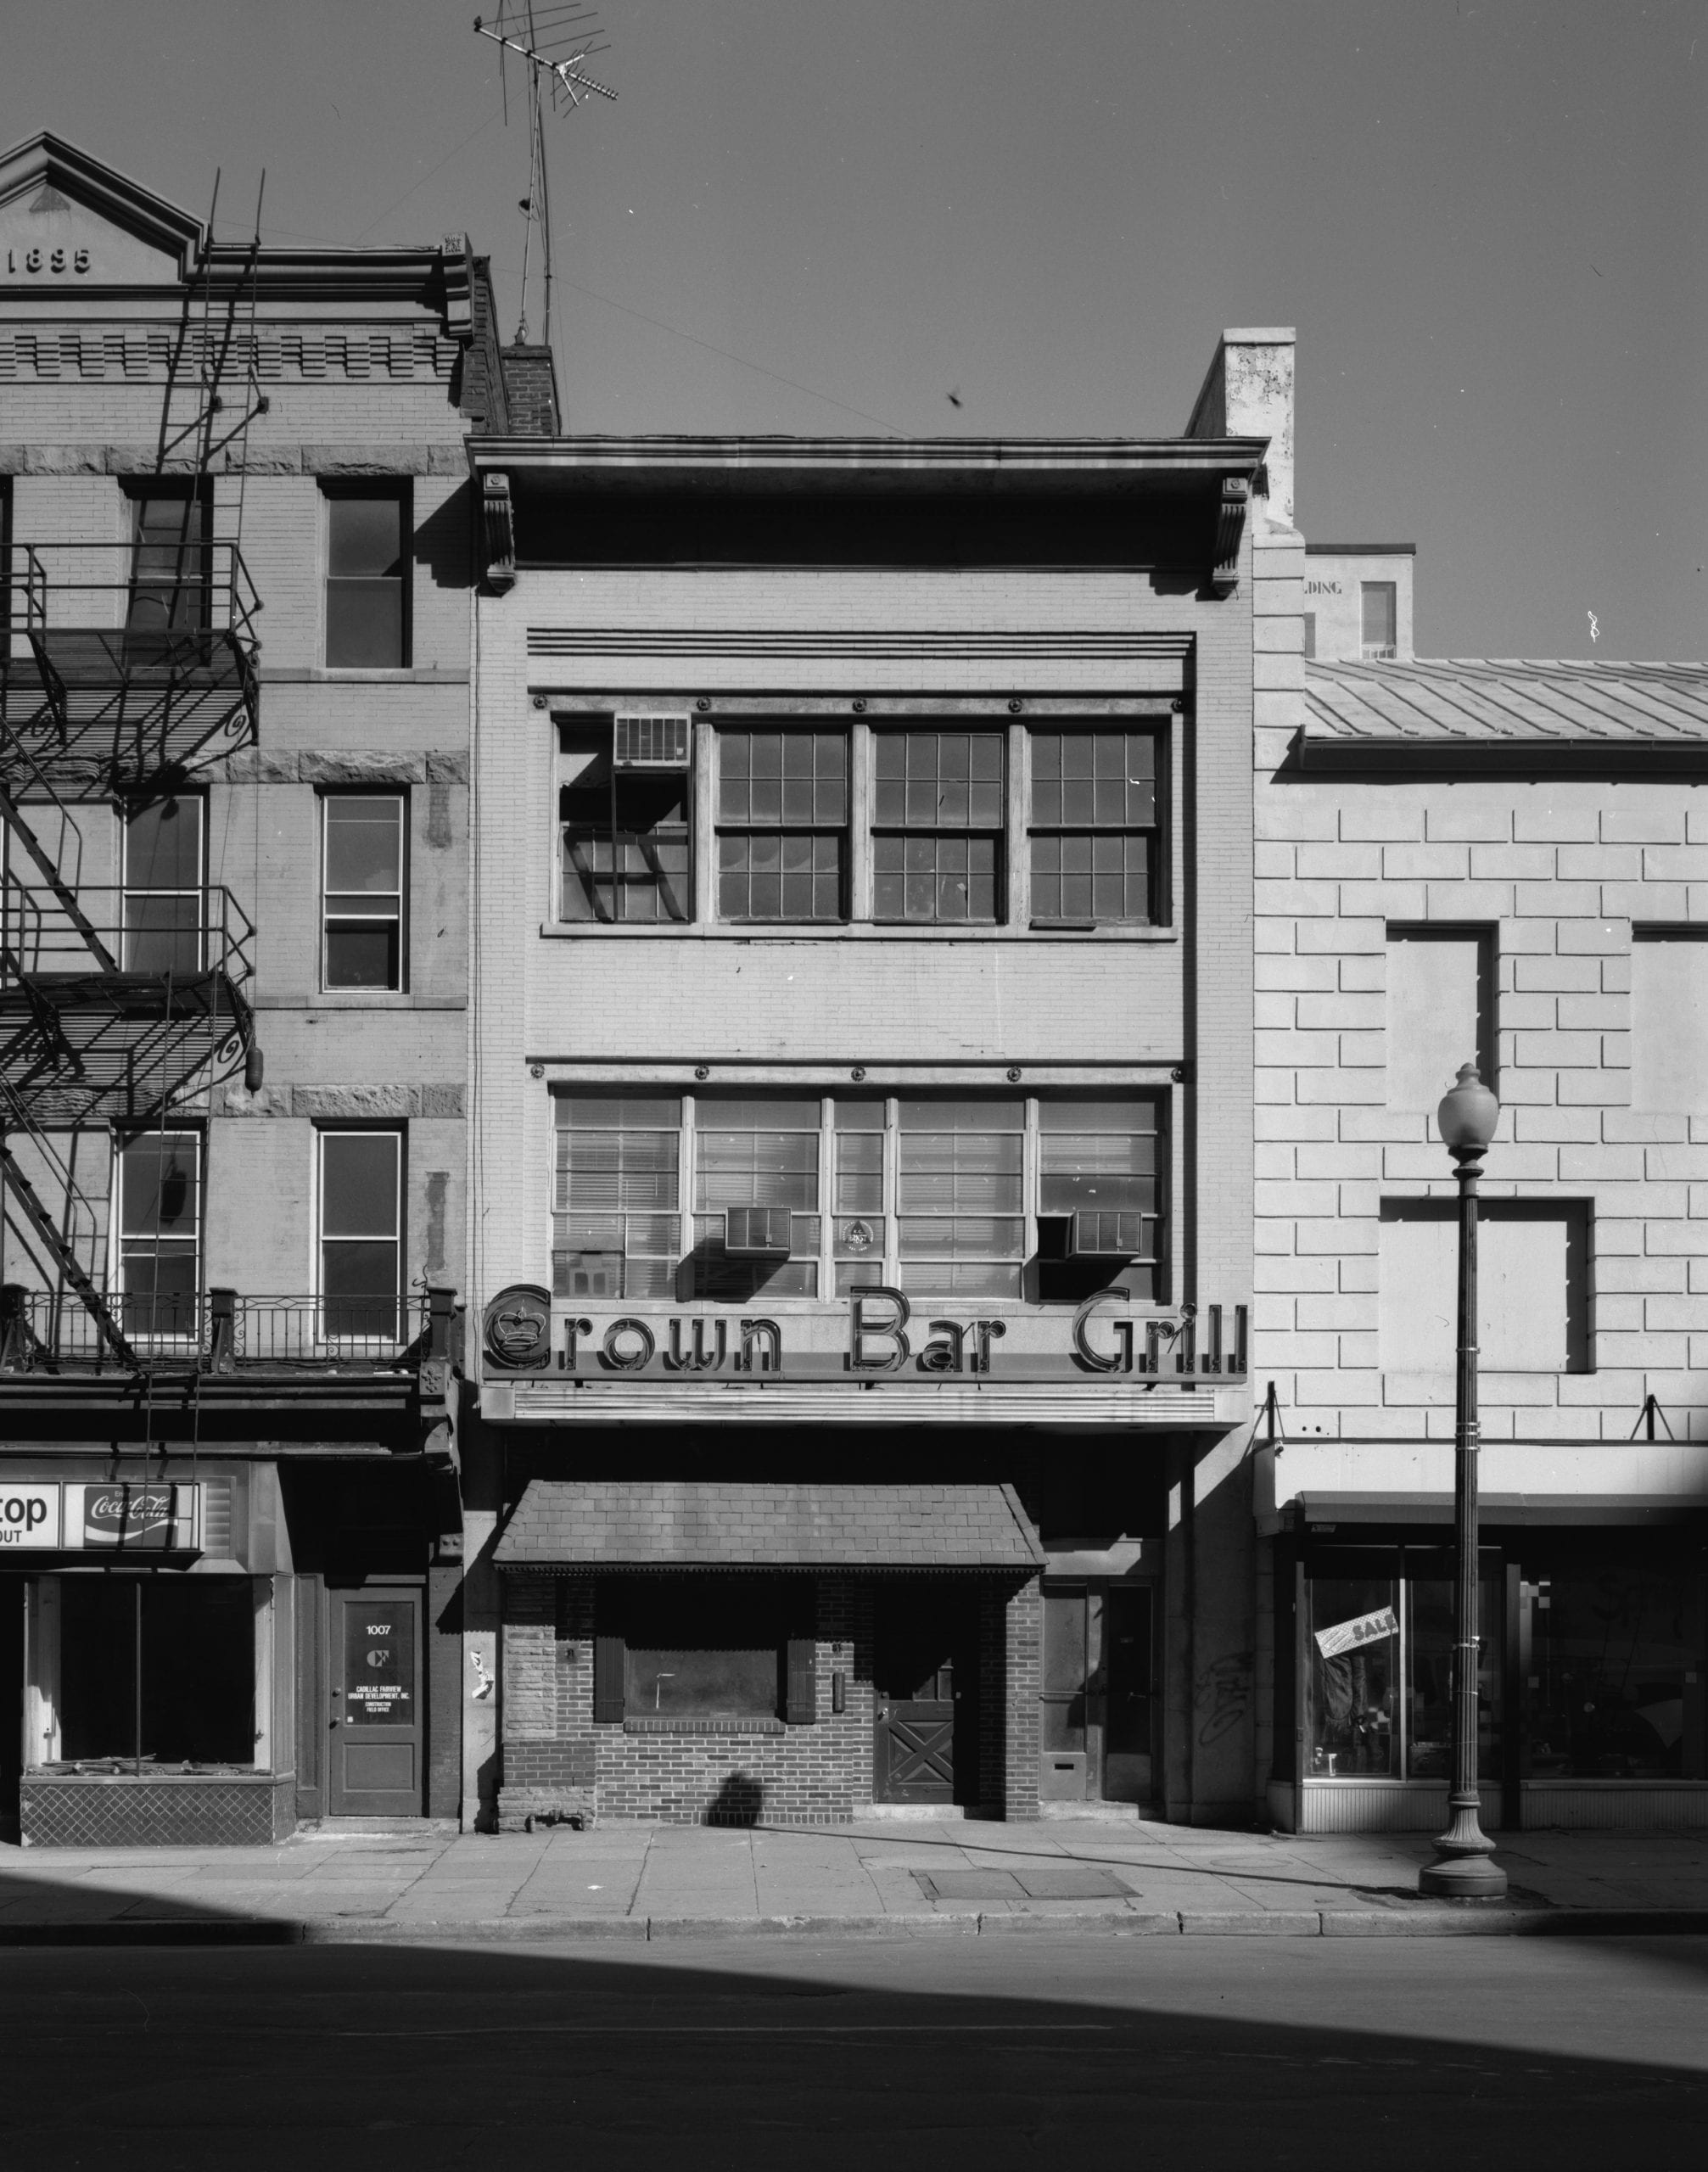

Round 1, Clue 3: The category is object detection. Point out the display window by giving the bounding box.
[1522,1549,1705,1781]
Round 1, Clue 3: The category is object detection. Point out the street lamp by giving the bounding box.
[1420,1062,1508,1899]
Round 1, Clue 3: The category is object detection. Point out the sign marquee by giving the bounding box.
[0,1482,199,1553]
[482,1285,1247,1385]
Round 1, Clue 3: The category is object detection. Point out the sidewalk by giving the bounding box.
[2,1820,1705,1944]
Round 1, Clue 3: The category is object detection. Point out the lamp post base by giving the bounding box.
[1420,1805,1507,1899]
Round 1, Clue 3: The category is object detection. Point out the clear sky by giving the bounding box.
[3,1,1703,658]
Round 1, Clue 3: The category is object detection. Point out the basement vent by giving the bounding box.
[613,713,691,768]
[724,1206,792,1257]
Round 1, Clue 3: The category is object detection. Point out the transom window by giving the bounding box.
[551,1093,1164,1303]
[717,729,848,923]
[1028,730,1159,926]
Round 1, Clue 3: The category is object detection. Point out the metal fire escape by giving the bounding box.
[0,216,265,1373]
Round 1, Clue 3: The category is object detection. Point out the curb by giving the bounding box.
[3,1906,1705,1947]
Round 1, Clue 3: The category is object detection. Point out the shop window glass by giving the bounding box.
[1307,1574,1400,1777]
[54,1577,256,1768]
[322,794,405,990]
[319,1129,402,1338]
[689,1098,820,1299]
[1404,1558,1504,1780]
[1028,730,1158,926]
[872,731,1004,924]
[560,720,690,924]
[553,1096,681,1299]
[897,1098,1024,1297]
[325,490,408,667]
[1526,1559,1702,1780]
[612,1578,801,1720]
[717,730,848,923]
[1036,1099,1162,1302]
[116,1130,200,1338]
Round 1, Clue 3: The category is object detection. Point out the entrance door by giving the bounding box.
[1103,1585,1155,1804]
[874,1588,973,1805]
[1040,1585,1092,1800]
[328,1587,423,1817]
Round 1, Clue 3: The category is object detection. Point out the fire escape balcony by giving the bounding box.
[3,540,260,793]
[0,883,255,1125]
[0,1286,452,1378]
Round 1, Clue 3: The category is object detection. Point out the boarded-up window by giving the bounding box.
[1632,929,1708,1111]
[1386,926,1494,1111]
[1378,1201,1589,1374]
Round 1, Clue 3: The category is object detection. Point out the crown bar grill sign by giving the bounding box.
[1314,1606,1399,1660]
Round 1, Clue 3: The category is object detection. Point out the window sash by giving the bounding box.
[318,1131,403,1338]
[324,491,408,668]
[115,1131,202,1338]
[1028,730,1160,926]
[322,795,405,991]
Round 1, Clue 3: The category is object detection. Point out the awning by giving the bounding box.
[1270,1492,1708,1534]
[495,1480,1046,1573]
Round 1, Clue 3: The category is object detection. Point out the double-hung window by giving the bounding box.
[318,1130,403,1340]
[560,715,691,924]
[127,483,210,642]
[552,1097,682,1300]
[717,728,848,923]
[322,794,406,990]
[872,730,1005,923]
[116,1129,201,1338]
[1028,729,1159,926]
[324,488,410,668]
[122,794,204,977]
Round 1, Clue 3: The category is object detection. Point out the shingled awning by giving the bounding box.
[494,1481,1045,1574]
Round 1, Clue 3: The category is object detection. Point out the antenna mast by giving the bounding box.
[473,6,616,346]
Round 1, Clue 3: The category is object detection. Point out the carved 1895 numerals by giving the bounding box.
[6,247,92,274]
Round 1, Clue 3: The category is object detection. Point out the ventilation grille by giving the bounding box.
[199,1479,234,1559]
[613,713,691,767]
[1072,1210,1145,1258]
[725,1206,792,1257]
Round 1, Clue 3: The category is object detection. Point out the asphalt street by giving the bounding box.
[0,1934,1703,2169]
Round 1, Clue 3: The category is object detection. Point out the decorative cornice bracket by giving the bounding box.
[1209,476,1248,598]
[482,471,516,593]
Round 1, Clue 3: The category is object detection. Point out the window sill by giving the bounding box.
[257,992,465,1011]
[540,921,1177,943]
[621,1716,786,1737]
[260,666,468,684]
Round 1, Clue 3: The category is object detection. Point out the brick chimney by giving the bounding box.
[500,344,560,436]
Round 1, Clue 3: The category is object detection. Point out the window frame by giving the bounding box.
[871,725,1007,926]
[320,790,407,994]
[557,714,693,926]
[551,1089,1168,1307]
[124,478,213,638]
[1025,725,1164,930]
[321,482,412,669]
[112,1125,203,1344]
[315,1126,406,1344]
[714,724,851,925]
[121,790,206,977]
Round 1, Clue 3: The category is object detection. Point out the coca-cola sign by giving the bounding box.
[81,1483,178,1548]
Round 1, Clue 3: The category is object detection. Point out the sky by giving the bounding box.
[3,1,1704,658]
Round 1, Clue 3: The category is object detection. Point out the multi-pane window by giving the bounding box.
[127,484,210,640]
[1028,731,1159,926]
[717,730,848,923]
[116,1130,200,1337]
[322,794,405,990]
[1360,581,1397,660]
[897,1099,1026,1298]
[560,719,690,924]
[324,490,409,668]
[872,731,1004,923]
[1036,1100,1162,1301]
[122,794,204,977]
[318,1130,403,1338]
[552,1097,681,1300]
[551,1093,1165,1302]
[690,1099,820,1298]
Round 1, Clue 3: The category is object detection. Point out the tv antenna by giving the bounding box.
[473,6,617,344]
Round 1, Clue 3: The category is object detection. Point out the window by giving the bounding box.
[122,794,204,977]
[1028,729,1159,927]
[324,489,409,667]
[1632,928,1708,1111]
[717,728,848,923]
[873,730,1004,923]
[318,1130,402,1338]
[897,1098,1026,1297]
[1304,1550,1503,1782]
[1378,1200,1589,1373]
[1302,612,1317,661]
[597,1577,813,1723]
[322,794,405,990]
[1360,580,1397,660]
[689,1098,820,1298]
[115,1130,200,1338]
[559,717,690,924]
[552,1096,681,1299]
[1386,925,1495,1108]
[127,484,210,641]
[1035,1100,1162,1301]
[51,1576,257,1767]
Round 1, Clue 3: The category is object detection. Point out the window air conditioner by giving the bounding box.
[725,1206,792,1257]
[1071,1210,1145,1258]
[613,713,691,768]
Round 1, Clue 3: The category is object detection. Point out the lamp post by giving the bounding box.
[1420,1062,1507,1899]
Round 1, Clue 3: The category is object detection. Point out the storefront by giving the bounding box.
[1266,1502,1708,1833]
